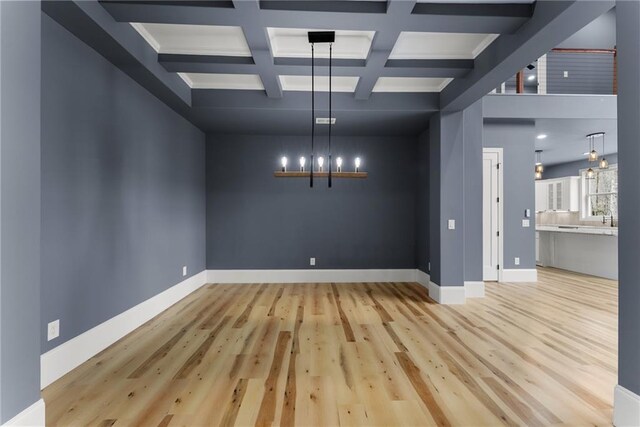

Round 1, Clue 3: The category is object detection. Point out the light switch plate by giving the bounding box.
[310,257,316,266]
[563,71,569,78]
[448,219,455,230]
[525,209,531,218]
[515,257,520,266]
[182,266,187,277]
[48,319,60,341]
[522,219,530,227]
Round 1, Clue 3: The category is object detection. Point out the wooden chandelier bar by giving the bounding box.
[274,171,367,179]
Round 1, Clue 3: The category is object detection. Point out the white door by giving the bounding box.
[483,150,501,281]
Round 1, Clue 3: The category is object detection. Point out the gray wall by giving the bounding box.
[463,101,483,282]
[0,1,42,422]
[616,0,640,397]
[547,52,616,95]
[544,153,618,179]
[484,121,536,270]
[416,132,429,273]
[41,14,206,353]
[206,135,418,269]
[557,8,616,50]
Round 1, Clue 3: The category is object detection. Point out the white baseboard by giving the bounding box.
[501,268,538,283]
[40,270,207,389]
[428,282,466,304]
[464,281,485,298]
[2,399,45,427]
[206,269,417,284]
[614,384,640,426]
[415,269,430,287]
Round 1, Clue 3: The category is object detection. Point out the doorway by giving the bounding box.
[483,148,503,281]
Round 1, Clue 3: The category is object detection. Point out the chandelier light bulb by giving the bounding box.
[281,156,288,172]
[318,156,324,171]
[355,157,361,172]
[535,170,542,180]
[299,156,306,171]
[336,157,343,172]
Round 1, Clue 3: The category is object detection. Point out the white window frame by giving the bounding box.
[579,164,618,221]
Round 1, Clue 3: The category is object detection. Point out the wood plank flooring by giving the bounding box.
[43,267,617,426]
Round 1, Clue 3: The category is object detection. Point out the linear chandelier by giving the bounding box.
[274,31,367,186]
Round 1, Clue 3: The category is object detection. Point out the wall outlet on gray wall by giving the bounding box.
[515,257,520,266]
[47,319,60,341]
[182,266,187,277]
[310,257,316,266]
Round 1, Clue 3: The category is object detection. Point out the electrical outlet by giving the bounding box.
[48,319,60,341]
[182,266,187,277]
[310,257,316,266]
[515,257,520,266]
[522,219,530,227]
[448,219,456,230]
[428,262,431,271]
[563,71,569,78]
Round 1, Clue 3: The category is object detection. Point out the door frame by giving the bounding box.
[483,147,504,282]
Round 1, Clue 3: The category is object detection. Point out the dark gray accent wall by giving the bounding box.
[615,0,640,397]
[416,132,429,273]
[41,14,206,353]
[483,121,536,270]
[463,101,484,282]
[547,52,616,95]
[544,153,618,179]
[0,1,42,422]
[206,135,417,269]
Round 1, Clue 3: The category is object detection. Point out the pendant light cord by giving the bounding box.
[310,43,314,188]
[328,43,332,188]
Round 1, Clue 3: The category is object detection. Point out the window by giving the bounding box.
[580,165,618,220]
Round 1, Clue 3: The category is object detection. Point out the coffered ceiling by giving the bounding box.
[41,0,615,134]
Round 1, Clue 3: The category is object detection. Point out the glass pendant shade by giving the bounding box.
[589,149,599,162]
[586,167,595,179]
[600,157,609,169]
[535,170,543,180]
[535,163,544,173]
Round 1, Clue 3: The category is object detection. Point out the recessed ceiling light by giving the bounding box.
[527,75,536,81]
[536,134,547,139]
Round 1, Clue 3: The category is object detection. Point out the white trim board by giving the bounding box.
[416,269,430,287]
[2,399,45,427]
[614,385,640,427]
[501,269,538,283]
[428,282,466,304]
[206,269,417,284]
[40,271,207,389]
[465,281,485,298]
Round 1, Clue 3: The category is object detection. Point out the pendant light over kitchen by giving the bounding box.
[534,150,544,180]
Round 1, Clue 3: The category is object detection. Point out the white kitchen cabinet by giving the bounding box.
[535,176,579,211]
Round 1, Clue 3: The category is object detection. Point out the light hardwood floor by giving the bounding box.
[43,267,617,426]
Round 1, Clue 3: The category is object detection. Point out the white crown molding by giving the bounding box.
[471,34,500,58]
[464,281,485,298]
[614,385,640,427]
[40,271,207,389]
[206,269,417,284]
[2,399,45,427]
[501,268,538,283]
[130,23,160,52]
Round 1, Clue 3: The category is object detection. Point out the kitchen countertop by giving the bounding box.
[536,224,618,236]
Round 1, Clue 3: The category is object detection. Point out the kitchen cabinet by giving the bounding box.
[535,176,579,212]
